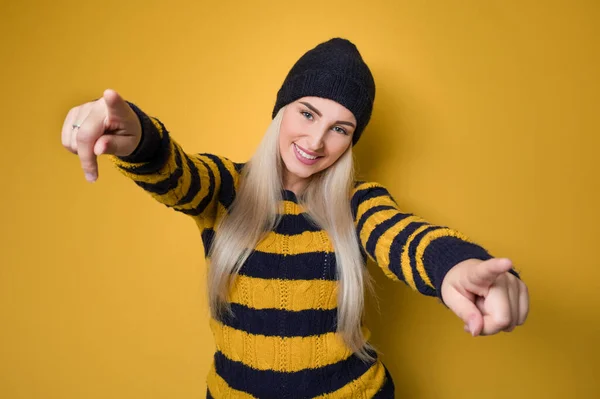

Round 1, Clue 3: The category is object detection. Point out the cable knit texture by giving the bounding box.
[110,102,519,398]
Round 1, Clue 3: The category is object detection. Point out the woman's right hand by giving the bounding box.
[62,88,142,182]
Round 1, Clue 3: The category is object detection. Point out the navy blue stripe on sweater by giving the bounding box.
[386,220,430,283]
[174,153,202,207]
[213,349,377,398]
[201,153,237,209]
[119,128,171,174]
[178,157,216,216]
[282,189,299,202]
[238,251,337,280]
[233,162,245,173]
[356,204,397,232]
[408,225,443,296]
[134,146,184,195]
[365,214,425,260]
[273,213,321,235]
[351,186,397,219]
[204,357,395,399]
[219,303,337,337]
[118,102,168,167]
[201,228,215,257]
[422,235,493,292]
[192,157,217,214]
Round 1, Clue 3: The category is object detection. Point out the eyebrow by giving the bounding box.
[299,101,356,128]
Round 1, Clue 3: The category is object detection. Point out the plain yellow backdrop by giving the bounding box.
[1,0,598,398]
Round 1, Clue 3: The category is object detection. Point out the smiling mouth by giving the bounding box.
[293,143,322,160]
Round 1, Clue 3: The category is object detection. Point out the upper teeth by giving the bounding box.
[295,144,317,160]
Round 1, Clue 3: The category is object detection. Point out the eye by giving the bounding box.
[333,126,348,135]
[300,110,314,120]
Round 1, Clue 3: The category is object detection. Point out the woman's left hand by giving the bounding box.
[440,258,529,336]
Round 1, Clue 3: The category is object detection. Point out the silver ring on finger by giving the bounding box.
[72,122,82,130]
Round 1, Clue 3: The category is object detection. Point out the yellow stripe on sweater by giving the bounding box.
[355,195,398,223]
[202,201,229,230]
[110,142,192,202]
[256,230,333,254]
[281,200,305,215]
[373,215,425,282]
[400,224,433,290]
[313,360,387,398]
[205,200,305,230]
[354,184,432,283]
[111,142,221,214]
[228,275,338,311]
[209,319,371,372]
[173,150,222,214]
[109,140,182,185]
[206,361,257,398]
[357,209,399,258]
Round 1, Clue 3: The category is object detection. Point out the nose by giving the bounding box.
[306,124,327,152]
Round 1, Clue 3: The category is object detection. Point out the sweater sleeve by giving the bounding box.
[351,181,520,299]
[109,101,240,226]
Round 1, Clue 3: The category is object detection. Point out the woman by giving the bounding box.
[62,38,529,398]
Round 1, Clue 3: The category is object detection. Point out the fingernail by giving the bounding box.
[85,173,96,182]
[468,318,477,336]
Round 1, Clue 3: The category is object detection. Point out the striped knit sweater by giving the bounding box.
[111,102,513,398]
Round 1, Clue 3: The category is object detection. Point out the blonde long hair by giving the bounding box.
[207,105,375,361]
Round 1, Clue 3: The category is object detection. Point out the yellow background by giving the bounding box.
[1,0,598,397]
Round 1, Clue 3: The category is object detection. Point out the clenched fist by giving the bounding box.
[61,89,142,182]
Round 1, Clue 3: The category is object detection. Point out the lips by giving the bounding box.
[295,143,321,157]
[293,143,321,165]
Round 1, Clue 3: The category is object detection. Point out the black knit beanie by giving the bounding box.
[272,37,376,145]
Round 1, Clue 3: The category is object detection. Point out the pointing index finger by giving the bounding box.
[76,101,106,182]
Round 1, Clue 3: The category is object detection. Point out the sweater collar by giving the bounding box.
[282,189,299,203]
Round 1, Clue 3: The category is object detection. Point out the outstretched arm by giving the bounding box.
[110,102,240,226]
[352,181,528,335]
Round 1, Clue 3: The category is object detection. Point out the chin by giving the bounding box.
[284,162,316,179]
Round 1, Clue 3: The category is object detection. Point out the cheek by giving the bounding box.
[279,128,291,154]
[279,118,294,143]
[278,128,295,166]
[327,140,351,161]
[279,119,303,155]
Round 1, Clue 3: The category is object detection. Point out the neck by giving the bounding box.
[282,170,309,195]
